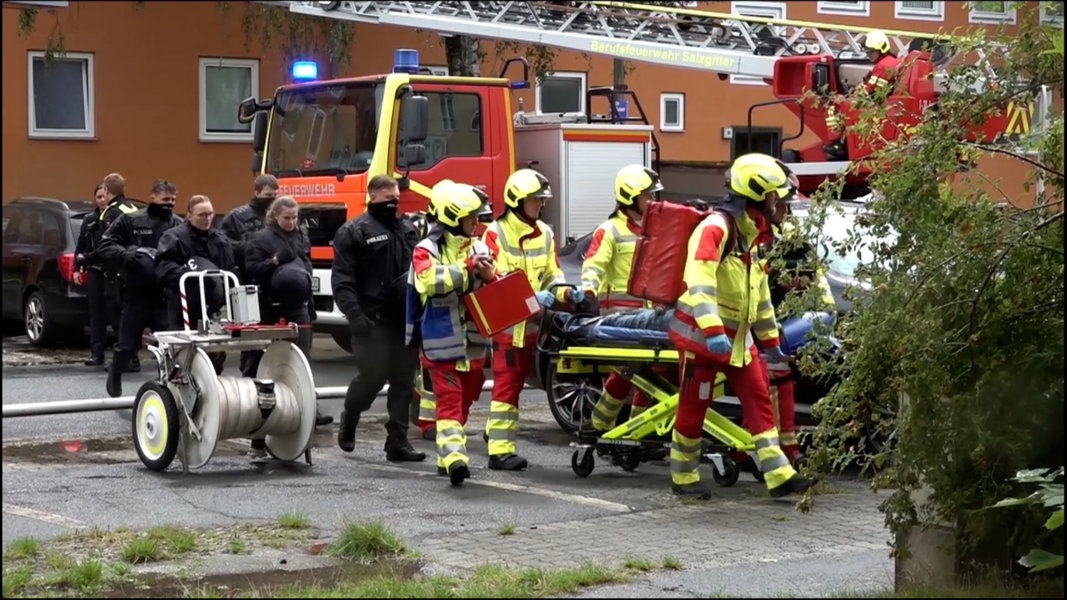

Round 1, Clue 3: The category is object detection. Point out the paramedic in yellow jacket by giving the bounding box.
[407,182,496,487]
[667,153,813,499]
[414,181,497,442]
[581,164,663,433]
[481,169,583,471]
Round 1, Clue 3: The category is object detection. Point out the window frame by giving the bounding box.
[893,1,946,22]
[729,2,787,86]
[816,1,870,17]
[198,57,260,143]
[27,50,95,140]
[403,91,485,171]
[659,93,685,132]
[535,71,587,115]
[424,65,450,76]
[1041,2,1064,26]
[729,126,783,161]
[967,1,1017,24]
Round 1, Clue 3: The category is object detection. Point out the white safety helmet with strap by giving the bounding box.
[863,30,892,56]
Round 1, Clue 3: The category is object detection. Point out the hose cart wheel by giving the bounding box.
[133,382,180,472]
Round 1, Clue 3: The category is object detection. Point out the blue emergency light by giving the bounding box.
[393,49,420,74]
[292,61,319,82]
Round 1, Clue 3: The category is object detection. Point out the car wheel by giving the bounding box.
[546,361,604,434]
[331,331,352,353]
[23,291,57,347]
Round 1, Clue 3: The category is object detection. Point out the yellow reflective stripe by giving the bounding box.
[670,431,702,486]
[486,400,518,456]
[752,427,797,490]
[436,419,468,469]
[432,264,465,295]
[591,389,627,431]
[418,397,437,422]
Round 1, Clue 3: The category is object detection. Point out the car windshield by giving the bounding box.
[266,82,384,177]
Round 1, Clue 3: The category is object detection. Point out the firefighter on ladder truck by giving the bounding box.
[822,30,902,161]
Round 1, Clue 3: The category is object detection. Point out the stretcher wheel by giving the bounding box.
[132,382,180,472]
[618,452,641,472]
[712,457,740,487]
[571,448,595,477]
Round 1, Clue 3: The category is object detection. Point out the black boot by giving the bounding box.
[421,426,437,441]
[386,442,427,463]
[84,355,104,367]
[488,454,528,471]
[448,462,470,486]
[769,474,815,498]
[106,356,128,398]
[316,412,334,427]
[125,357,141,373]
[672,482,712,500]
[337,410,357,453]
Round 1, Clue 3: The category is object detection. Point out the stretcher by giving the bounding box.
[537,302,759,486]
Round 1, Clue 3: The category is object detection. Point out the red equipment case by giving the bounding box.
[464,271,540,338]
[628,201,707,305]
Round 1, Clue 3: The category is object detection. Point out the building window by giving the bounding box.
[536,72,586,115]
[1040,1,1063,26]
[894,1,945,21]
[27,51,94,140]
[968,1,1016,24]
[198,57,259,143]
[660,93,685,132]
[817,1,870,16]
[729,2,786,86]
[730,127,782,160]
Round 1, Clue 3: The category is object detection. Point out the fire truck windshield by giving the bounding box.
[266,82,385,177]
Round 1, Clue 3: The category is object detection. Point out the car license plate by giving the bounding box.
[311,277,320,293]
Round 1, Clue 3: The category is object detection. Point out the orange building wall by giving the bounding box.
[1,1,1046,212]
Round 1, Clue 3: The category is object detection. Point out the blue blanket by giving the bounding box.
[560,309,673,345]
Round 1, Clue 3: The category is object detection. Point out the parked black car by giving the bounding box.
[2,197,143,347]
[534,199,871,434]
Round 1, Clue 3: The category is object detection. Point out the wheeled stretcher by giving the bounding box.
[537,306,759,486]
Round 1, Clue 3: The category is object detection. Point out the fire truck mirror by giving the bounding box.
[400,95,430,143]
[237,96,258,124]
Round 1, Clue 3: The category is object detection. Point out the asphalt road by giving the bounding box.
[1,333,895,597]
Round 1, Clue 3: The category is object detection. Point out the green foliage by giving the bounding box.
[786,4,1065,570]
[16,7,66,63]
[992,467,1065,573]
[227,2,355,75]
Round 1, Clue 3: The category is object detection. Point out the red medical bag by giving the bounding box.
[628,201,707,305]
[464,271,540,338]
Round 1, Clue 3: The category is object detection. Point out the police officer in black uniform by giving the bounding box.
[97,179,184,398]
[332,175,424,462]
[221,174,280,375]
[76,175,139,367]
[156,195,236,325]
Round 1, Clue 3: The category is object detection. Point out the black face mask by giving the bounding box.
[252,196,273,208]
[368,200,399,220]
[148,203,174,218]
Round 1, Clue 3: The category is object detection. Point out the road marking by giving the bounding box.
[361,463,633,513]
[2,503,86,528]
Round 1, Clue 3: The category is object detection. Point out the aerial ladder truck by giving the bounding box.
[237,0,1049,344]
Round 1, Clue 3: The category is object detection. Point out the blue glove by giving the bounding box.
[568,287,584,304]
[536,290,556,308]
[764,345,789,364]
[705,334,732,355]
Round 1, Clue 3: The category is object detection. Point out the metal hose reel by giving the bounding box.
[132,270,317,473]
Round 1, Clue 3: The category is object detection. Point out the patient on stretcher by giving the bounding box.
[551,308,673,346]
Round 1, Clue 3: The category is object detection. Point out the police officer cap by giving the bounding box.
[271,262,312,306]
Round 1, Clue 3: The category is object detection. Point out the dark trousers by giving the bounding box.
[86,270,121,361]
[241,303,313,377]
[343,324,416,450]
[113,294,166,367]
